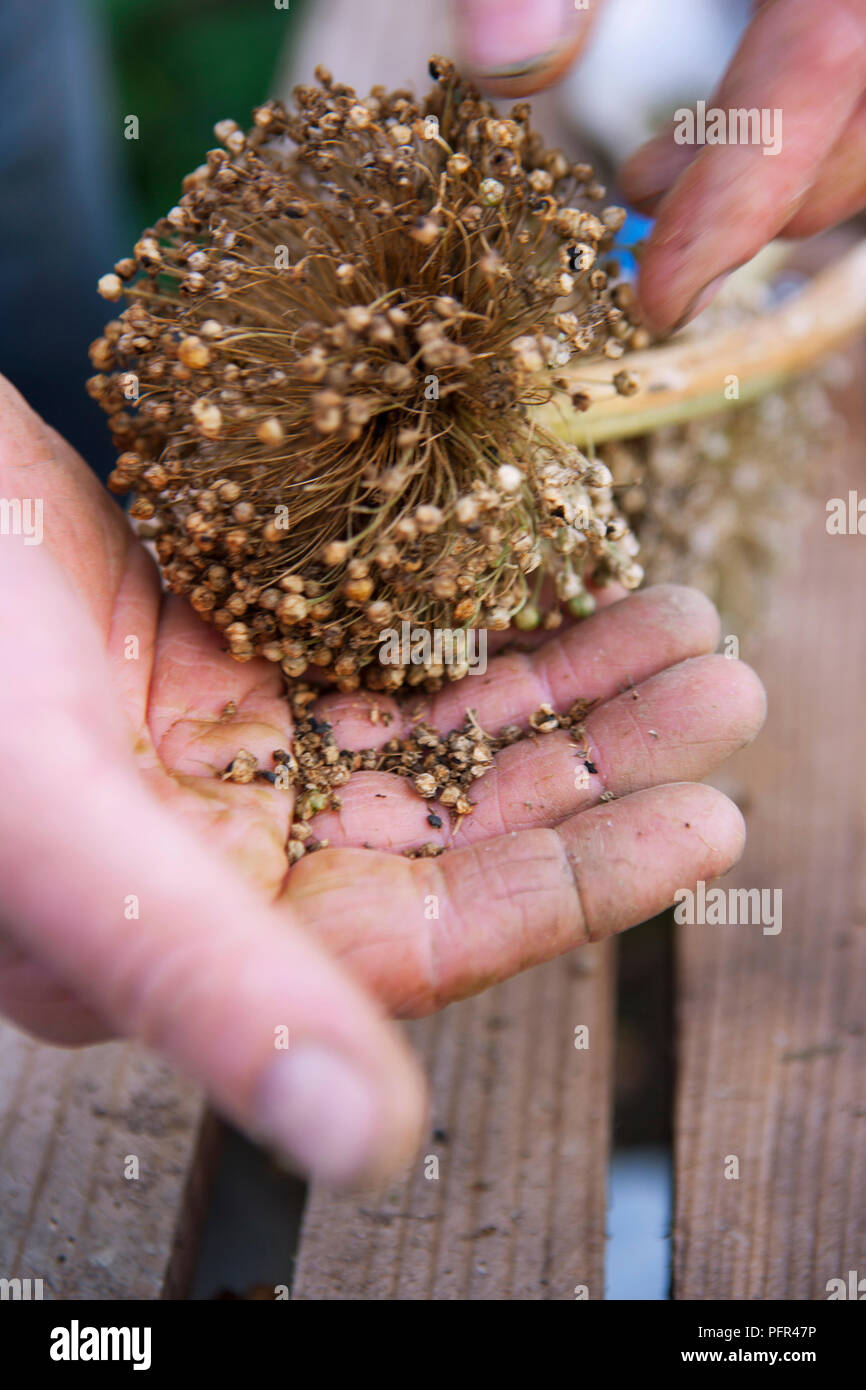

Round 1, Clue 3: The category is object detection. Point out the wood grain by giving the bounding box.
[674,355,866,1299]
[0,1027,213,1300]
[294,942,614,1300]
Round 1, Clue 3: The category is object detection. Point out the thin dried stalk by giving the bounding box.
[540,241,866,445]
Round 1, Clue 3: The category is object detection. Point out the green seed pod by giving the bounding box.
[514,603,542,631]
[567,591,596,619]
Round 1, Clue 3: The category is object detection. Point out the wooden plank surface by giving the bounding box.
[0,1026,214,1300]
[294,942,614,1300]
[674,353,866,1299]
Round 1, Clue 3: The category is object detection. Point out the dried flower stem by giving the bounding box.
[540,241,866,446]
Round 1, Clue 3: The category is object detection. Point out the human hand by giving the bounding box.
[621,0,866,332]
[456,0,866,332]
[0,378,764,1186]
[454,0,602,96]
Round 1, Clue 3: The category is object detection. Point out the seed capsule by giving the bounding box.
[179,336,211,369]
[97,274,123,301]
[257,417,284,445]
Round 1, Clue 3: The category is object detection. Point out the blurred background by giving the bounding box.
[0,0,306,478]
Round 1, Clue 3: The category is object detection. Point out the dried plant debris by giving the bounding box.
[90,58,644,693]
[220,697,600,860]
[603,377,841,634]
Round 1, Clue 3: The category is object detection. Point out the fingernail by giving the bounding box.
[689,273,730,320]
[461,0,569,76]
[255,1044,380,1186]
[651,272,731,337]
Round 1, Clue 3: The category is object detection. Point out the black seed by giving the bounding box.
[427,812,443,828]
[584,760,597,775]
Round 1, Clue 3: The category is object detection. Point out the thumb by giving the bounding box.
[454,0,603,95]
[0,540,426,1189]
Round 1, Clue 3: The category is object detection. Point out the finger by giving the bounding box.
[310,651,765,851]
[286,782,745,1015]
[0,542,426,1187]
[624,79,866,232]
[0,374,140,633]
[480,576,627,665]
[626,0,866,332]
[144,596,293,776]
[0,930,114,1046]
[781,95,866,236]
[314,583,721,749]
[620,127,694,216]
[453,0,603,95]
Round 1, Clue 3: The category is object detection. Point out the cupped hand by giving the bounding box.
[0,378,765,1185]
[455,0,866,332]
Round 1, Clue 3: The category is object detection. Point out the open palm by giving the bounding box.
[0,377,764,1183]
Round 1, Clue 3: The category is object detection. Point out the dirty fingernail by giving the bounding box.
[460,0,569,75]
[255,1044,381,1186]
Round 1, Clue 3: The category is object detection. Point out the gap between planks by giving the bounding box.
[293,942,615,1301]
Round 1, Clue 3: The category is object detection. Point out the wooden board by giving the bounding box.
[293,942,614,1301]
[0,1027,214,1300]
[674,355,866,1299]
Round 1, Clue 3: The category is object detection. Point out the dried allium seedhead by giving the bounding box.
[89,58,643,692]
